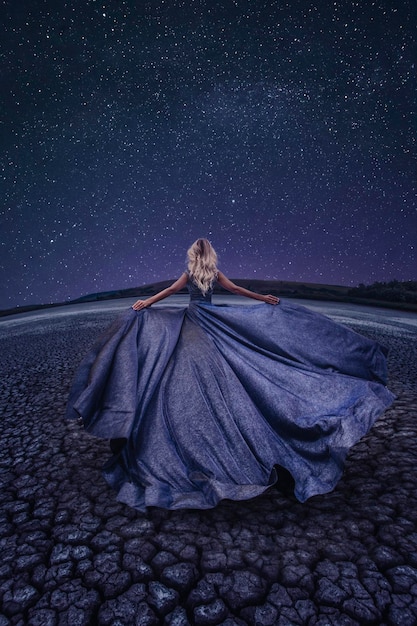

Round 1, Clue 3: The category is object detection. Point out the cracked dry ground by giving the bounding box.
[0,310,416,626]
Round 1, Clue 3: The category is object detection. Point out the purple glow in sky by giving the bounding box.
[1,0,416,310]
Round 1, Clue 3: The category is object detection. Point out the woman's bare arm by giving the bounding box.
[217,271,279,304]
[132,273,188,310]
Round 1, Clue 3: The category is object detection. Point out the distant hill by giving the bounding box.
[71,279,352,303]
[348,280,417,306]
[69,278,417,310]
[1,279,416,318]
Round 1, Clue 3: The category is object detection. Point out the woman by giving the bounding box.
[66,238,394,510]
[131,238,280,310]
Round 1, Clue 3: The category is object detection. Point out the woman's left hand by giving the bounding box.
[132,299,150,310]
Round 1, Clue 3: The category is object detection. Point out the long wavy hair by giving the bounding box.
[187,238,218,295]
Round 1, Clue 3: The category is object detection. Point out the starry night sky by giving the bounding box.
[1,0,416,310]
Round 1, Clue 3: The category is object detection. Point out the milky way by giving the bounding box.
[1,0,416,310]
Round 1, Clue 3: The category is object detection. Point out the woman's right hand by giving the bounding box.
[263,294,280,305]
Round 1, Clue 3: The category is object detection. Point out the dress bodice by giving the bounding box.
[186,275,214,303]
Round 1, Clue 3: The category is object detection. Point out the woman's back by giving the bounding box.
[187,273,215,303]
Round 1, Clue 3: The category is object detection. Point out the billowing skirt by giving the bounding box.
[66,300,394,510]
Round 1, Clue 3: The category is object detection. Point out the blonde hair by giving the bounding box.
[187,238,218,295]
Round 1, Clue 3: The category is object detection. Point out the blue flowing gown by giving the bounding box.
[66,278,394,510]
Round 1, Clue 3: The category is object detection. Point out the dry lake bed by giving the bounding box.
[0,297,416,625]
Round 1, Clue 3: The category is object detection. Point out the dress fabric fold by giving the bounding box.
[66,283,394,510]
